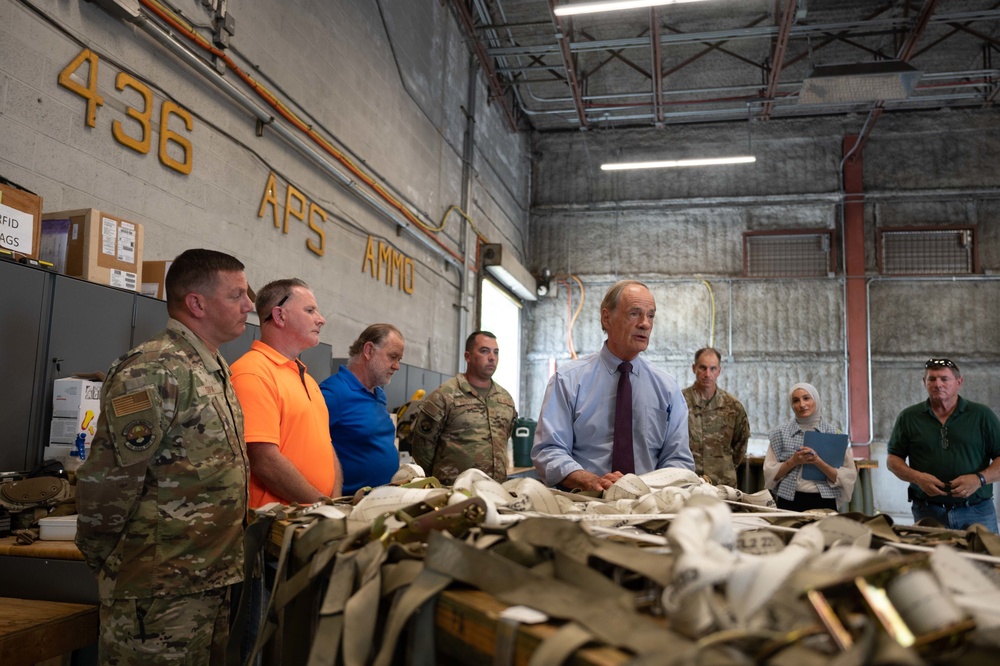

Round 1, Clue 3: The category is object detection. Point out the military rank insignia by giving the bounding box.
[123,421,156,451]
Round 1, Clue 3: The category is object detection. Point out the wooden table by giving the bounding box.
[436,589,630,665]
[0,535,98,607]
[0,596,98,666]
[0,536,85,561]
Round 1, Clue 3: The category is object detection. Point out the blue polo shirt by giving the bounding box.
[319,366,399,495]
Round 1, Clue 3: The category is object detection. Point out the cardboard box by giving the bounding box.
[0,179,43,260]
[41,209,144,291]
[53,377,102,421]
[49,416,97,445]
[141,259,172,299]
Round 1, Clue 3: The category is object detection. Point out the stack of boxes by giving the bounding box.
[40,209,144,291]
[46,377,103,469]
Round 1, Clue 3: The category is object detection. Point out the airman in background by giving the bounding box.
[682,347,750,487]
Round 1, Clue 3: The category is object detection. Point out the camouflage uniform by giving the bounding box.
[682,385,750,487]
[410,374,517,485]
[76,319,248,665]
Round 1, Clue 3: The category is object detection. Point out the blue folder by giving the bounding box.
[801,431,850,481]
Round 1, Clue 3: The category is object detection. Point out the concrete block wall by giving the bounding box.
[0,0,529,375]
[527,111,1000,520]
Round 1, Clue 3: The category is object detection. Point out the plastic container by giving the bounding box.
[511,418,536,468]
[38,515,78,541]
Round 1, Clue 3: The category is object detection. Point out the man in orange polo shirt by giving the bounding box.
[232,278,341,506]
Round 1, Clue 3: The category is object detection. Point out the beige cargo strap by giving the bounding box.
[302,497,487,665]
[247,513,347,665]
[390,528,694,661]
[527,622,594,666]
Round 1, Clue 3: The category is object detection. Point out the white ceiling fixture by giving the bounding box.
[601,156,756,170]
[554,0,713,18]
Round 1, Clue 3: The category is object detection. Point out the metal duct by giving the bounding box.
[798,61,922,105]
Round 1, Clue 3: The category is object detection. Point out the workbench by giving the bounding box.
[0,596,98,666]
[0,536,97,605]
[0,536,99,664]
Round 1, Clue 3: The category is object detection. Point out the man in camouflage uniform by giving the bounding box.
[411,331,517,484]
[76,249,254,665]
[682,347,750,487]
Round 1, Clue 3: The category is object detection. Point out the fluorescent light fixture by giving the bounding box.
[481,243,538,302]
[601,156,756,170]
[554,0,711,17]
[799,61,922,105]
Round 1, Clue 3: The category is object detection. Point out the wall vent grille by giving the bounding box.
[743,230,834,277]
[879,227,976,275]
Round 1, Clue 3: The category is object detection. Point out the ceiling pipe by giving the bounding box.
[448,0,520,132]
[548,0,589,128]
[761,0,798,119]
[850,0,941,157]
[130,5,466,271]
[650,7,664,124]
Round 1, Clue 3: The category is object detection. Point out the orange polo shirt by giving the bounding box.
[231,340,336,507]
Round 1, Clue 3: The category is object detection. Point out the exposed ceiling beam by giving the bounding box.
[661,15,769,79]
[449,0,519,132]
[548,0,589,128]
[484,11,1000,59]
[783,4,895,68]
[761,0,798,119]
[580,28,652,78]
[852,0,941,159]
[651,8,664,123]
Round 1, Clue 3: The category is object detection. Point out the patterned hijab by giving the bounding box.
[790,382,821,431]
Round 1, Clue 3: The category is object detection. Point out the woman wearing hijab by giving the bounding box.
[764,382,857,512]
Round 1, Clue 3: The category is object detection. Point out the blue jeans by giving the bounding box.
[911,498,998,533]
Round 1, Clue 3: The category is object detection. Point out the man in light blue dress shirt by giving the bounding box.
[532,280,693,490]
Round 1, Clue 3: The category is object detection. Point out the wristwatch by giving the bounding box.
[977,472,987,487]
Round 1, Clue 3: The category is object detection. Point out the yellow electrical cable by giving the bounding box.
[556,274,585,359]
[700,279,716,348]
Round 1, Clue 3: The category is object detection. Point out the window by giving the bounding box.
[878,226,976,275]
[479,279,522,408]
[743,229,835,277]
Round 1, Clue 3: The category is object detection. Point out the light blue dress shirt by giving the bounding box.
[531,344,693,486]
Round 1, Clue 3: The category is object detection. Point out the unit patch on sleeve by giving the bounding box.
[122,420,156,451]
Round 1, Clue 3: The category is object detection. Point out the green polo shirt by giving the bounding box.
[887,396,1000,504]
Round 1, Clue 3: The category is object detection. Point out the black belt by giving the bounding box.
[913,496,990,509]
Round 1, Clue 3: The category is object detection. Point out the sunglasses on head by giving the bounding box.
[263,293,290,323]
[924,358,957,371]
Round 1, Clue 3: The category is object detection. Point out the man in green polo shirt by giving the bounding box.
[887,358,1000,533]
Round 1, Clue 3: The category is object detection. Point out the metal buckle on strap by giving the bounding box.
[370,494,488,546]
[806,555,975,653]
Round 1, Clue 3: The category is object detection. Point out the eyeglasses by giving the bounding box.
[263,293,290,323]
[940,425,949,450]
[925,358,958,371]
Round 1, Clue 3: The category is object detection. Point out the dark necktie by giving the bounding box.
[613,361,635,474]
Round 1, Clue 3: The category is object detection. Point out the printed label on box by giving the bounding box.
[0,202,36,255]
[118,221,136,263]
[111,269,138,290]
[102,217,117,256]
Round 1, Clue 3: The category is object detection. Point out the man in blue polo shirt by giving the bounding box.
[887,358,1000,533]
[319,324,404,495]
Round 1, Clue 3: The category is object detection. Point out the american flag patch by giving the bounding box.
[111,390,153,417]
